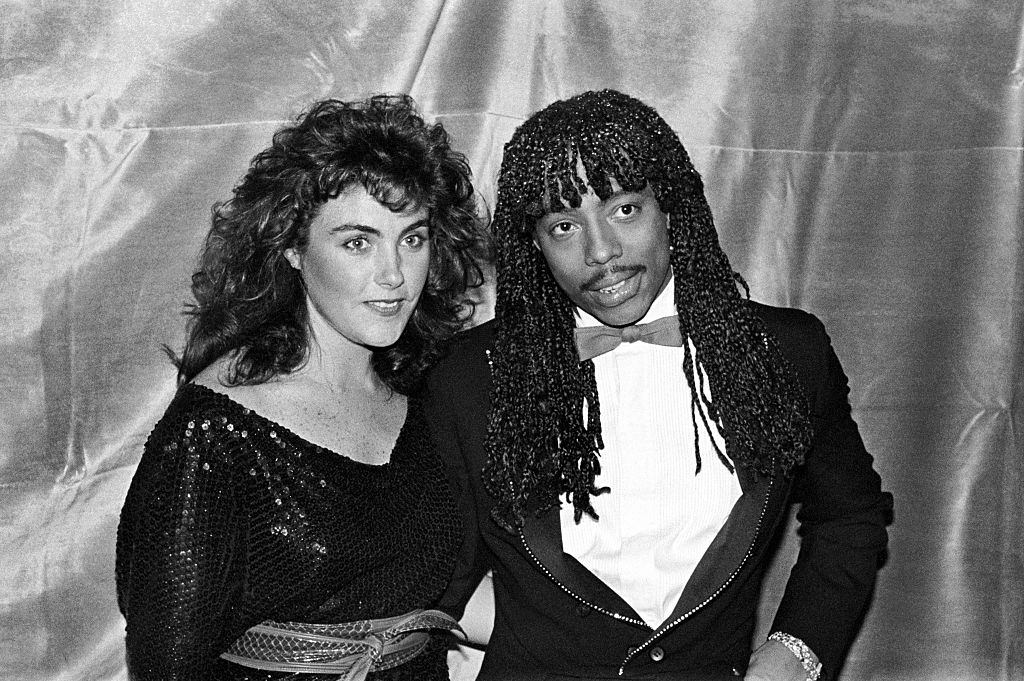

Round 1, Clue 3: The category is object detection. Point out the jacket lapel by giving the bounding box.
[658,465,786,631]
[519,465,790,631]
[520,502,646,624]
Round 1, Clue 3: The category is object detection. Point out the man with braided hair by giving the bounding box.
[427,90,891,681]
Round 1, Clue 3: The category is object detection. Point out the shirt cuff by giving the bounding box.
[767,631,822,681]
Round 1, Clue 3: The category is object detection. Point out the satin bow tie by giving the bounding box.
[573,315,683,361]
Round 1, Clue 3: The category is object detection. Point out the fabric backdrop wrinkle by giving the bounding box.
[1,1,1021,680]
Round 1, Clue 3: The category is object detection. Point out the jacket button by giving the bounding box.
[649,646,665,662]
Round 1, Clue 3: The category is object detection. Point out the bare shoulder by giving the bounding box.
[191,356,281,416]
[191,356,231,391]
[190,358,406,464]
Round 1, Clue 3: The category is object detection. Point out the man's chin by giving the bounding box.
[582,298,652,327]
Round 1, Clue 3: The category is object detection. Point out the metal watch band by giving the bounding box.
[767,631,822,681]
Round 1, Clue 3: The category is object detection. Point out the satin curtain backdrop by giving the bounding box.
[1,1,1021,679]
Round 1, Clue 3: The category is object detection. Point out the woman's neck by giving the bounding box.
[298,337,381,394]
[294,302,393,395]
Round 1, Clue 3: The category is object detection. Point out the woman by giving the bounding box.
[115,95,487,681]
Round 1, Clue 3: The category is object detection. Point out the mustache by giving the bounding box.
[581,264,646,291]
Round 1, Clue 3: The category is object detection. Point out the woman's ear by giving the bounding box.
[284,247,302,270]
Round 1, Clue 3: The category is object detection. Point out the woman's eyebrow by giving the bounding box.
[330,223,376,234]
[329,220,430,235]
[400,219,430,234]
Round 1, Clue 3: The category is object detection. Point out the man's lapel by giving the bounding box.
[520,502,646,623]
[657,465,786,631]
[518,466,790,631]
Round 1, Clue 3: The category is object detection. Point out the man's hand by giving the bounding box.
[744,639,811,681]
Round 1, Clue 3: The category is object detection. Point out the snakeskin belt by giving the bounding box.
[220,608,460,680]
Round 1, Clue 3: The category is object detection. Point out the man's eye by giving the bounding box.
[550,221,576,236]
[344,237,368,251]
[616,203,639,218]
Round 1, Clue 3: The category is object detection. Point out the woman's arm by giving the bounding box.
[116,404,242,680]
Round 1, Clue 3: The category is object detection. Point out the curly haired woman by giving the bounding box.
[116,94,488,681]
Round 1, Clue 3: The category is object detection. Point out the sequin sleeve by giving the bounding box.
[116,400,243,681]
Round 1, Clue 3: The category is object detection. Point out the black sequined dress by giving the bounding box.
[116,383,460,681]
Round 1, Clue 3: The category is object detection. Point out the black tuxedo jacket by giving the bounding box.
[426,302,891,680]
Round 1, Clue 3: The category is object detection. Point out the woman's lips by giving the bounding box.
[365,299,404,316]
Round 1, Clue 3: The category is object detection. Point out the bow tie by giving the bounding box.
[573,315,683,361]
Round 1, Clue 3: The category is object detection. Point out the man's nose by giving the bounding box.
[584,221,622,266]
[374,247,405,288]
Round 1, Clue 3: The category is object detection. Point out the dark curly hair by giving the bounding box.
[484,89,813,531]
[175,94,488,393]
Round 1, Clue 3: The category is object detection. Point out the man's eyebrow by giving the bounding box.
[606,189,644,200]
[537,211,574,223]
[539,204,581,218]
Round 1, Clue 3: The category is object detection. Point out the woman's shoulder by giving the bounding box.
[162,354,258,425]
[191,357,293,420]
[142,378,262,471]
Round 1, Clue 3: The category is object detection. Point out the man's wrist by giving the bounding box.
[767,631,822,681]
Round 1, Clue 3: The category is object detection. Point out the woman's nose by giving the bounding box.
[374,248,404,288]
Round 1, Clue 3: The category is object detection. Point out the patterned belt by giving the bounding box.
[220,608,460,680]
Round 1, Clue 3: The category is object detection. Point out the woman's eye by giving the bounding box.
[616,203,639,218]
[404,233,427,249]
[344,237,368,251]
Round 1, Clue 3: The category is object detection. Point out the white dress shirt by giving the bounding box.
[560,279,742,628]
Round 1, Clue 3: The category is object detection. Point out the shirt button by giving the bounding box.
[649,646,665,662]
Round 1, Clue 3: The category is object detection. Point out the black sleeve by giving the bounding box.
[425,361,491,619]
[115,407,242,680]
[770,316,893,679]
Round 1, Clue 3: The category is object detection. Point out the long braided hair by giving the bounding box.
[484,89,812,532]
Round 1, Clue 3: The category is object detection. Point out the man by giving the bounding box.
[428,90,891,681]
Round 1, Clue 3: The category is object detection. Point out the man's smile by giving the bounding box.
[585,269,644,310]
